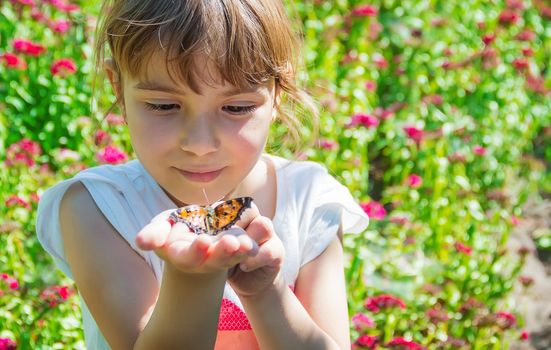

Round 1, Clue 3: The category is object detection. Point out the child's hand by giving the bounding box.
[227,215,285,298]
[135,209,259,275]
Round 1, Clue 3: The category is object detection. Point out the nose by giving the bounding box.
[179,113,220,156]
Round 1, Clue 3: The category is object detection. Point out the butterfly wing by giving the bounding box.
[211,197,253,234]
[169,205,211,235]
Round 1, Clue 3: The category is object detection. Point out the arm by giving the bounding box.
[238,229,350,350]
[59,182,227,349]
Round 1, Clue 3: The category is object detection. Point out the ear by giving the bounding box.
[103,58,123,104]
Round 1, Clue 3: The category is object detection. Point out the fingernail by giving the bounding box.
[240,263,249,272]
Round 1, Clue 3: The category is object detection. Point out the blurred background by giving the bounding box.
[0,0,550,349]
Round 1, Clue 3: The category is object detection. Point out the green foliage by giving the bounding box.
[1,0,549,348]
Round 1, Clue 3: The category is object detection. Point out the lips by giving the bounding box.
[175,167,225,183]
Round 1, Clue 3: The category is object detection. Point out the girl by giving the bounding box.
[36,0,369,349]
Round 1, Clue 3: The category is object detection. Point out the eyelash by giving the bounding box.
[144,103,257,115]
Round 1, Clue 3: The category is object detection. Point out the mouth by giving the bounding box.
[175,167,225,183]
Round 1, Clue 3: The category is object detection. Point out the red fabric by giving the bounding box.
[218,298,252,330]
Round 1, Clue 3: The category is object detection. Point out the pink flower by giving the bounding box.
[51,58,77,77]
[516,29,535,41]
[365,80,377,91]
[40,285,73,307]
[520,330,529,341]
[473,145,487,156]
[511,215,521,226]
[1,52,27,70]
[506,0,524,10]
[351,5,378,17]
[386,337,423,350]
[360,201,386,220]
[5,195,31,210]
[1,273,19,290]
[390,216,409,225]
[351,313,375,331]
[316,139,338,150]
[364,294,406,313]
[96,145,128,164]
[94,130,112,146]
[454,242,472,255]
[50,0,80,12]
[374,56,388,69]
[13,38,46,56]
[0,337,17,350]
[105,113,126,126]
[354,335,378,349]
[426,308,449,324]
[403,126,424,143]
[518,275,534,287]
[49,18,71,33]
[407,174,422,188]
[496,311,517,329]
[347,113,379,129]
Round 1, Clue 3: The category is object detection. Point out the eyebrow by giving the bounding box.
[133,81,264,97]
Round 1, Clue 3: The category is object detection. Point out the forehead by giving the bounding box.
[128,52,275,96]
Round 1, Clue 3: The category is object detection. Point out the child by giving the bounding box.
[36,0,369,349]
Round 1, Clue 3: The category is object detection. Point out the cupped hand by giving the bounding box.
[135,209,259,275]
[227,214,285,298]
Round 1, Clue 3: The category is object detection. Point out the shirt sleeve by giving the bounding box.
[299,165,369,267]
[35,172,154,280]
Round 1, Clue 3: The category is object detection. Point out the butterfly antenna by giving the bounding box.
[202,188,211,205]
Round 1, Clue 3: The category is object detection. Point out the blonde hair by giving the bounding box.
[93,0,318,153]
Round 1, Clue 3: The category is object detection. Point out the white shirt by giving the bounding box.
[36,155,369,349]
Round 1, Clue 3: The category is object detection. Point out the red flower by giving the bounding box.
[374,56,388,69]
[40,285,73,307]
[360,201,386,220]
[496,311,517,329]
[1,52,27,70]
[51,58,77,77]
[1,273,20,290]
[498,9,520,25]
[403,126,424,143]
[354,335,378,349]
[347,113,379,129]
[407,174,422,188]
[506,0,524,10]
[518,275,534,287]
[386,337,423,350]
[96,145,128,164]
[521,47,534,57]
[520,330,529,341]
[364,294,406,313]
[351,5,378,17]
[0,337,17,350]
[5,195,31,210]
[352,312,375,331]
[13,38,46,56]
[454,242,472,255]
[482,33,496,45]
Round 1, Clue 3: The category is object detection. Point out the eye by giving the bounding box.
[144,103,180,112]
[222,105,257,115]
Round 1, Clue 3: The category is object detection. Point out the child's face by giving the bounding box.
[112,53,277,206]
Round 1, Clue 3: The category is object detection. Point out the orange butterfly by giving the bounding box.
[168,197,253,235]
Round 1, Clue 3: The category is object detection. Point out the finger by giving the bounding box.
[136,219,172,250]
[239,236,284,272]
[206,234,246,268]
[220,227,259,255]
[245,216,274,245]
[166,222,196,244]
[165,233,212,268]
[151,209,176,223]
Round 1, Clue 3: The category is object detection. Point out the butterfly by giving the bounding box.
[168,197,253,235]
